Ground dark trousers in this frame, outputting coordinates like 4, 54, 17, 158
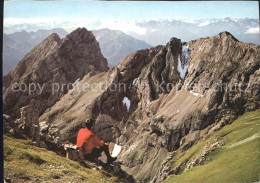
84, 144, 111, 162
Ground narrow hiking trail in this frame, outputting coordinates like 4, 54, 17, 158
228, 133, 260, 148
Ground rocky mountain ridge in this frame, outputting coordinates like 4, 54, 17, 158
5, 17, 259, 46
130, 17, 260, 46
3, 29, 260, 182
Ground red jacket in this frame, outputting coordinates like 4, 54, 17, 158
76, 128, 104, 155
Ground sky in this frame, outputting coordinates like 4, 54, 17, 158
4, 1, 259, 21
3, 1, 259, 37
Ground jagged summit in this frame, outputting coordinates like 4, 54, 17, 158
64, 27, 94, 42
166, 37, 182, 55
216, 31, 239, 41
46, 32, 61, 42
58, 27, 109, 72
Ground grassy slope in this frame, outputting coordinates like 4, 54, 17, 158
165, 110, 260, 183
4, 135, 118, 183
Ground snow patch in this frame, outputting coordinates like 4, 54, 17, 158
44, 108, 50, 113
190, 90, 199, 96
177, 45, 189, 79
230, 18, 239, 22
182, 45, 189, 60
189, 90, 204, 98
132, 78, 138, 85
122, 97, 131, 112
183, 19, 197, 24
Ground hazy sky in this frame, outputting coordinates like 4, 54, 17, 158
4, 1, 259, 20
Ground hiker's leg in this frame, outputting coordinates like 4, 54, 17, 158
99, 144, 111, 158
92, 147, 103, 158
84, 154, 95, 162
84, 148, 102, 162
99, 144, 117, 163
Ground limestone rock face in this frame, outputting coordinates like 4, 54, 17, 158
10, 102, 39, 141
3, 28, 109, 119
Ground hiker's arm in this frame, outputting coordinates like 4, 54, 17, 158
93, 134, 104, 148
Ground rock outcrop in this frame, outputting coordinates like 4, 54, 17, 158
14, 103, 40, 141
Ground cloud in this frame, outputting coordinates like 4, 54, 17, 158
245, 27, 259, 34
93, 20, 147, 35
150, 28, 158, 32
4, 17, 147, 35
4, 17, 259, 37
182, 19, 197, 24
198, 19, 211, 26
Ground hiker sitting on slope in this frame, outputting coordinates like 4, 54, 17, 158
76, 118, 117, 164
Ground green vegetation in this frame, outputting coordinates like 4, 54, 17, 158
165, 110, 260, 183
4, 135, 118, 182
170, 140, 207, 171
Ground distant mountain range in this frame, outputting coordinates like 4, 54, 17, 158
3, 28, 151, 75
129, 17, 260, 45
93, 29, 151, 67
4, 17, 259, 46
